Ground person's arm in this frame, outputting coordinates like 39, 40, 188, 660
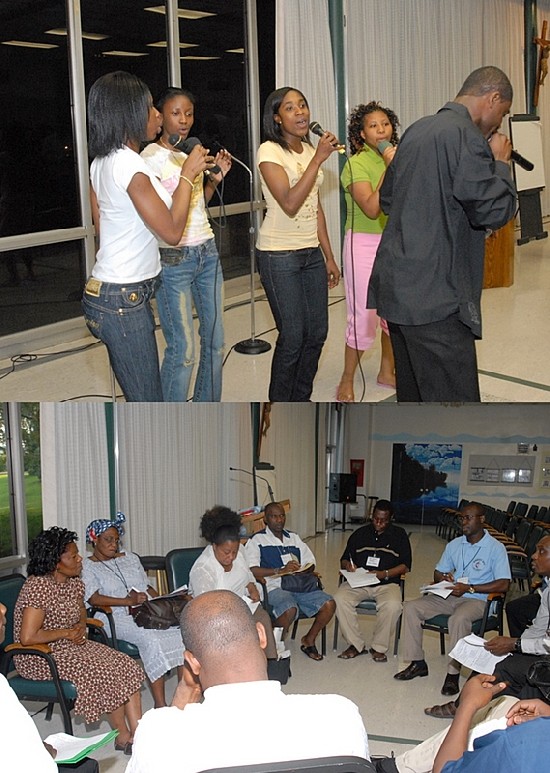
259, 134, 339, 217
506, 698, 550, 725
450, 578, 510, 598
87, 589, 147, 608
373, 563, 409, 582
346, 145, 397, 219
128, 144, 212, 245
246, 581, 261, 602
19, 606, 86, 647
204, 148, 232, 203
433, 674, 507, 773
90, 184, 100, 241
317, 201, 340, 288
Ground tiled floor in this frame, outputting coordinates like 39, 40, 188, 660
26, 523, 522, 772
1, 225, 550, 402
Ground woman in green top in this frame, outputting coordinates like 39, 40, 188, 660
336, 102, 400, 402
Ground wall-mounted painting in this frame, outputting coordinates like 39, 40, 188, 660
391, 443, 462, 525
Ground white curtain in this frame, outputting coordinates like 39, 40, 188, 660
275, 0, 342, 261
41, 403, 111, 534
345, 0, 525, 133
40, 403, 326, 556
116, 404, 253, 554
537, 0, 550, 215
257, 403, 325, 539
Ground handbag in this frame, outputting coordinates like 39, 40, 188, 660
526, 658, 550, 700
129, 594, 191, 630
280, 571, 319, 594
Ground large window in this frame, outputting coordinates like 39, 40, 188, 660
0, 0, 274, 343
0, 403, 41, 564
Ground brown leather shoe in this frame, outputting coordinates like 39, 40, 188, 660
394, 661, 429, 680
441, 673, 460, 695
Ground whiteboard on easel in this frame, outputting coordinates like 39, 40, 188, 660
508, 115, 546, 192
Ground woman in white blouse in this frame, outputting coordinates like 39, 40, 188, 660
189, 506, 277, 660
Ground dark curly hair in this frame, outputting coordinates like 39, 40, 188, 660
200, 506, 241, 545
27, 527, 78, 576
347, 101, 400, 155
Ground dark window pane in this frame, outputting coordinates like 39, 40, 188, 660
0, 1, 79, 233
0, 241, 85, 335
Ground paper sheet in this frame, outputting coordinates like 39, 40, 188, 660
44, 730, 118, 764
340, 568, 380, 588
420, 581, 455, 598
468, 716, 507, 750
449, 634, 510, 672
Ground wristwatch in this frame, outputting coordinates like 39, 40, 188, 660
469, 585, 476, 594
514, 638, 522, 653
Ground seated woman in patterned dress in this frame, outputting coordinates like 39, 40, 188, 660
82, 513, 185, 708
14, 527, 144, 755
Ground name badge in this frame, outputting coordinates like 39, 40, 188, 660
456, 576, 468, 584
366, 556, 380, 568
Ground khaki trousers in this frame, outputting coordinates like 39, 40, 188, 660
395, 695, 517, 773
400, 595, 486, 673
334, 580, 402, 654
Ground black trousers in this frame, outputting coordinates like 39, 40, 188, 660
388, 314, 480, 402
506, 593, 542, 638
494, 653, 550, 700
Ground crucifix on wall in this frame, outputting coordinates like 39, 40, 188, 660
534, 20, 550, 107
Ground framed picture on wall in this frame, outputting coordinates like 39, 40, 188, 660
350, 459, 364, 487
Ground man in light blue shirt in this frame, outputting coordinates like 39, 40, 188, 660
394, 502, 510, 696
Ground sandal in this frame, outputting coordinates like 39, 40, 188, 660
369, 647, 388, 663
300, 642, 323, 661
115, 741, 133, 755
424, 701, 457, 719
338, 644, 365, 659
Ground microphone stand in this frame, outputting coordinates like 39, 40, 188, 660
231, 155, 271, 355
229, 465, 275, 506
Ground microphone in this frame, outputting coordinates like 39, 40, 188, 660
510, 150, 534, 172
229, 467, 276, 503
376, 140, 393, 154
167, 134, 221, 175
308, 121, 346, 154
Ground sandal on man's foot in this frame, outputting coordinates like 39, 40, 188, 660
424, 701, 457, 718
300, 642, 323, 661
338, 644, 365, 659
369, 647, 388, 662
115, 741, 133, 755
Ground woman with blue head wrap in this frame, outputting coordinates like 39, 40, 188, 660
82, 512, 185, 707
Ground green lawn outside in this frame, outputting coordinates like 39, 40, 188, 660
0, 472, 43, 558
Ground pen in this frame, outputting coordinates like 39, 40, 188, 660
349, 554, 355, 569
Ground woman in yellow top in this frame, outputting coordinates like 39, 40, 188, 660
256, 87, 341, 402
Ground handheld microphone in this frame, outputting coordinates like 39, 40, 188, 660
510, 150, 534, 172
376, 140, 393, 154
308, 121, 346, 154
167, 134, 221, 175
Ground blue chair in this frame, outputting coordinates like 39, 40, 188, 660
165, 547, 204, 592
0, 573, 107, 734
420, 593, 506, 655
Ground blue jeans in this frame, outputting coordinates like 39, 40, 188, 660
257, 246, 328, 401
82, 276, 163, 402
156, 238, 224, 402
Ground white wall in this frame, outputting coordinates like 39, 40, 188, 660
345, 403, 550, 513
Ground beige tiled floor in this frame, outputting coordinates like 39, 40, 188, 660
1, 226, 550, 402
25, 523, 521, 771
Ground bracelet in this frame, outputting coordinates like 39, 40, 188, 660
179, 174, 194, 189
385, 570, 390, 581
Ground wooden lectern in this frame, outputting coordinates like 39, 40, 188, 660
483, 219, 515, 288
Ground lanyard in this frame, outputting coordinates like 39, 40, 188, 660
461, 545, 481, 576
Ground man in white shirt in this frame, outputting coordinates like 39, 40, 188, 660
127, 590, 370, 773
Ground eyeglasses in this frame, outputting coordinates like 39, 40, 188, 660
100, 535, 119, 544
457, 515, 479, 522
